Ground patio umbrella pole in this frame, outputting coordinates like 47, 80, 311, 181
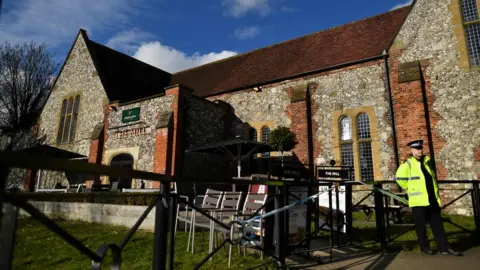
36, 169, 42, 191
234, 144, 241, 191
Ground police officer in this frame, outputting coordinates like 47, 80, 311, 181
395, 140, 461, 256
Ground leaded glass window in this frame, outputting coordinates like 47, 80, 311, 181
56, 94, 81, 144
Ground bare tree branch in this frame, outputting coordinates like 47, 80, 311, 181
0, 41, 58, 134
0, 41, 58, 189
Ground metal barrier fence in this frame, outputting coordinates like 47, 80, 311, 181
323, 181, 480, 254
1, 151, 480, 270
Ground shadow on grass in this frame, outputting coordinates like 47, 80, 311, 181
14, 217, 270, 270
344, 213, 479, 254
285, 239, 401, 270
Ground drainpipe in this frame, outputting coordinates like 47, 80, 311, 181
383, 50, 400, 171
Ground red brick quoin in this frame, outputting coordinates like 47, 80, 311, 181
152, 85, 188, 188
389, 50, 448, 179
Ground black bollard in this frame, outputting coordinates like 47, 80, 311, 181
374, 182, 388, 253
471, 181, 480, 243
274, 185, 286, 268
153, 182, 170, 270
168, 194, 177, 270
345, 183, 353, 245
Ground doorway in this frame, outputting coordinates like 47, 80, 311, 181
110, 153, 134, 189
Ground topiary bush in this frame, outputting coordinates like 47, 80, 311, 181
267, 126, 296, 154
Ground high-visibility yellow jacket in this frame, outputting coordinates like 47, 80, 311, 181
395, 155, 441, 207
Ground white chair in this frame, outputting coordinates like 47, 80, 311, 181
235, 193, 268, 261
188, 189, 224, 253
167, 182, 193, 237
209, 191, 243, 265
211, 192, 268, 267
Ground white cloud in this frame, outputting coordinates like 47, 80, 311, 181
132, 42, 237, 73
106, 28, 155, 54
105, 28, 238, 73
234, 26, 261, 40
0, 0, 147, 47
390, 0, 413, 11
222, 0, 271, 18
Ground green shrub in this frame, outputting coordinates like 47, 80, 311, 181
267, 126, 296, 153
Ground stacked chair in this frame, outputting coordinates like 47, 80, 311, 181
174, 185, 269, 268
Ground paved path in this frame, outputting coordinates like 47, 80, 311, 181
285, 246, 480, 270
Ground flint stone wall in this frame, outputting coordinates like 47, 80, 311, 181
394, 0, 479, 180
39, 34, 108, 158
37, 34, 107, 189
209, 86, 292, 130
391, 0, 480, 215
105, 95, 175, 188
182, 96, 229, 181
309, 63, 395, 180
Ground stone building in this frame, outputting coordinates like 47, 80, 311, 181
26, 0, 479, 214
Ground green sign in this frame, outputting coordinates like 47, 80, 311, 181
122, 107, 140, 123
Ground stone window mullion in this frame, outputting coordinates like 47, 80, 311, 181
351, 116, 360, 181
69, 95, 81, 143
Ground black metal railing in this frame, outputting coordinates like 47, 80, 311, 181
1, 150, 480, 269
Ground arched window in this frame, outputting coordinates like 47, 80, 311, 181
260, 126, 270, 158
461, 0, 480, 66
261, 126, 270, 142
110, 153, 134, 190
56, 94, 80, 144
339, 116, 354, 168
250, 128, 258, 141
333, 107, 379, 181
356, 113, 374, 182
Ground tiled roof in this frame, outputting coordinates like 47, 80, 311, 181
79, 6, 410, 102
170, 6, 410, 97
82, 31, 172, 103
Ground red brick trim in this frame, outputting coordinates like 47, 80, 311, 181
165, 86, 187, 177
153, 127, 173, 188
389, 50, 448, 179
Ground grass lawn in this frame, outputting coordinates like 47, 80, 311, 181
12, 212, 477, 269
12, 217, 271, 270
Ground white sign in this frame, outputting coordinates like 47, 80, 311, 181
288, 186, 308, 245
318, 185, 346, 233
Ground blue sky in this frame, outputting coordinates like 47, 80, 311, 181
0, 0, 412, 73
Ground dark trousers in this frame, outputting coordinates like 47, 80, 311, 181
412, 205, 449, 251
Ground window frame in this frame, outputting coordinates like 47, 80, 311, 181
260, 125, 271, 158
461, 0, 480, 67
243, 121, 276, 159
355, 113, 374, 182
56, 93, 81, 145
450, 0, 480, 70
339, 116, 355, 169
332, 106, 382, 181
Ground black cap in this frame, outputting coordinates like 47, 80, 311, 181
407, 140, 423, 148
